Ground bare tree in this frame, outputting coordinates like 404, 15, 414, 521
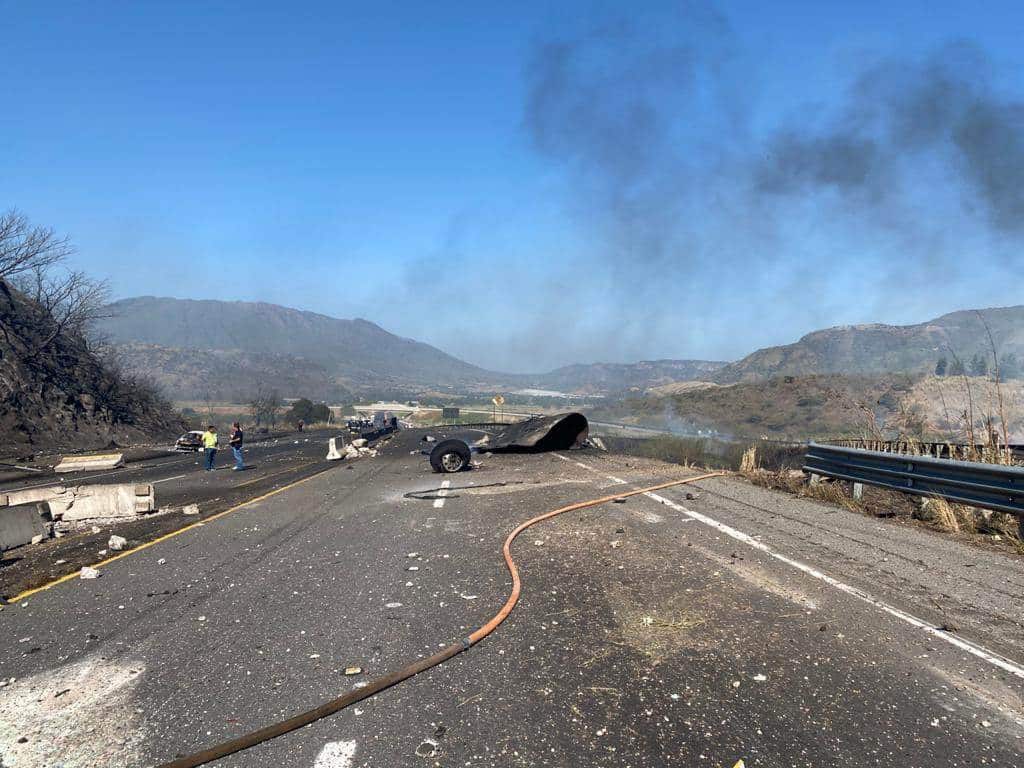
248, 384, 283, 428
975, 310, 1011, 464
14, 264, 111, 348
0, 210, 73, 279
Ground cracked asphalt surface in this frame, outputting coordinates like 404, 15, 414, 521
1, 428, 1022, 767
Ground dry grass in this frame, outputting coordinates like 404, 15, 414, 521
745, 469, 1022, 550
924, 496, 961, 533
739, 445, 758, 473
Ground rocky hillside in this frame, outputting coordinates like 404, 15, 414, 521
98, 297, 508, 397
99, 297, 725, 399
0, 282, 183, 455
113, 343, 353, 403
591, 374, 922, 441
531, 359, 725, 394
714, 307, 1024, 383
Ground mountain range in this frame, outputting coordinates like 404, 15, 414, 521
96, 297, 1024, 403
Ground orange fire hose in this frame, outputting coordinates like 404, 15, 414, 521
157, 471, 724, 768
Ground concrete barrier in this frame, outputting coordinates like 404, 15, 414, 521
0, 503, 51, 551
54, 452, 125, 472
326, 437, 345, 461
5, 483, 154, 522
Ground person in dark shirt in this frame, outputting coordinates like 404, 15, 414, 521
230, 421, 244, 470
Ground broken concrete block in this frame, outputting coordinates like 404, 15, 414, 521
351, 438, 368, 448
79, 566, 101, 579
326, 437, 345, 461
108, 535, 128, 551
181, 503, 200, 516
8, 484, 154, 522
54, 452, 125, 472
59, 484, 155, 522
0, 504, 52, 552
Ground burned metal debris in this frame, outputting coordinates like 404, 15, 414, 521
424, 413, 590, 473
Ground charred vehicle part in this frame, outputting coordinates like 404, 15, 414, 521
424, 413, 589, 473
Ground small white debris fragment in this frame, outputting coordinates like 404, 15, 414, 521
91, 525, 101, 534
344, 666, 362, 675
182, 503, 200, 515
982, 720, 991, 728
641, 616, 653, 626
309, 654, 320, 659
197, 615, 206, 622
460, 594, 478, 600
108, 535, 128, 551
97, 550, 107, 556
533, 540, 544, 546
670, 693, 680, 700
55, 559, 66, 565
752, 674, 767, 682
596, 727, 607, 736
157, 558, 166, 565
732, 680, 741, 688
407, 552, 419, 558
405, 581, 414, 587
931, 718, 940, 727
610, 540, 621, 548
30, 534, 44, 545
385, 602, 403, 608
79, 566, 101, 579
407, 566, 419, 571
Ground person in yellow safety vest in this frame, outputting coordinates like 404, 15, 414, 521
202, 424, 219, 471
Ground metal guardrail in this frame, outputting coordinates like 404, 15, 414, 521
823, 437, 1024, 461
804, 442, 1024, 518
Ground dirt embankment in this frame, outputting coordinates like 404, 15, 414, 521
0, 280, 184, 456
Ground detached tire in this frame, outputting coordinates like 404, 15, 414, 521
430, 439, 471, 473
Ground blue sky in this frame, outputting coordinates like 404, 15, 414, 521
3, 1, 1023, 372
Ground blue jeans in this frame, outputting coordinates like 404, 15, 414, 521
232, 446, 244, 469
204, 448, 217, 470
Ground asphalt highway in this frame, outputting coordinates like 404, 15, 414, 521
1, 429, 1021, 767
0, 429, 348, 599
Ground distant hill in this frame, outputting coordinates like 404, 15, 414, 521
0, 282, 183, 454
590, 374, 925, 441
113, 343, 353, 403
531, 359, 725, 394
98, 297, 507, 398
714, 307, 1024, 383
98, 297, 725, 400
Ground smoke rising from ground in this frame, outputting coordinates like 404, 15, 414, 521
397, 8, 1024, 373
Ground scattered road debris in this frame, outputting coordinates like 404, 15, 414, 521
79, 566, 100, 579
108, 535, 127, 550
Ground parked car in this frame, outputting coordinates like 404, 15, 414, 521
174, 430, 205, 452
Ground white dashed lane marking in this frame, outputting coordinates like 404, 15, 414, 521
433, 479, 451, 509
555, 453, 1024, 680
313, 740, 357, 767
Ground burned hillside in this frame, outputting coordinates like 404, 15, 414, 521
0, 279, 183, 455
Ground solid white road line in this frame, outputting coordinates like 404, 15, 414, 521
433, 479, 451, 509
555, 453, 1024, 680
152, 473, 189, 484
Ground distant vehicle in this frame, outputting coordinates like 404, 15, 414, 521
174, 430, 205, 452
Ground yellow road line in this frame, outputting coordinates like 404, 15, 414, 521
8, 467, 332, 604
232, 463, 312, 489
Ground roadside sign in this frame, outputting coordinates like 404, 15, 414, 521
442, 407, 460, 422
492, 395, 505, 406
